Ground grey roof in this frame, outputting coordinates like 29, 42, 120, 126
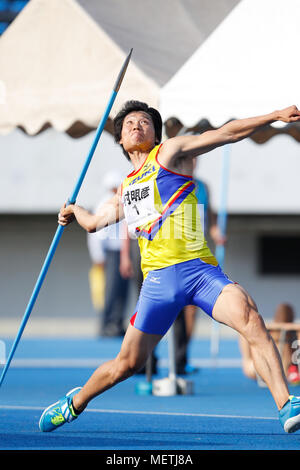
76, 0, 240, 86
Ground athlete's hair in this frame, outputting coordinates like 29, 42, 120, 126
113, 100, 163, 161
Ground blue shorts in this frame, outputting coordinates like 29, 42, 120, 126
130, 258, 233, 336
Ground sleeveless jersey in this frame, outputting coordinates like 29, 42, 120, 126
121, 144, 217, 277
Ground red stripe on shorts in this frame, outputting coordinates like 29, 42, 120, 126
130, 312, 137, 326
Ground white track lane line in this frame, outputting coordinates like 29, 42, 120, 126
0, 404, 277, 421
1, 358, 242, 368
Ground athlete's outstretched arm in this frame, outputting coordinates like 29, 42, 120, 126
159, 105, 300, 165
58, 186, 124, 233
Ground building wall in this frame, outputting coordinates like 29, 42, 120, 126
0, 214, 96, 320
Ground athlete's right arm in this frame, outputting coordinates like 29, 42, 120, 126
58, 186, 124, 233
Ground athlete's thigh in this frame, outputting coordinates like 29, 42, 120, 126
117, 324, 162, 369
190, 261, 233, 317
131, 265, 185, 336
212, 283, 258, 332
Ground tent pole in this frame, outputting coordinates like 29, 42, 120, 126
210, 143, 231, 359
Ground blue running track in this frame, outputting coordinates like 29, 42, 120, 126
1, 336, 300, 453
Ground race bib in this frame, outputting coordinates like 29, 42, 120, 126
122, 180, 161, 236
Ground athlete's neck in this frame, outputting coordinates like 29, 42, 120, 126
129, 148, 153, 171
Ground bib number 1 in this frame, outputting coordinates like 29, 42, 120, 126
122, 180, 160, 235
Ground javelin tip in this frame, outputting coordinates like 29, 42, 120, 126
114, 48, 133, 92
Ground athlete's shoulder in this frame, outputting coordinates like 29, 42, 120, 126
157, 138, 194, 176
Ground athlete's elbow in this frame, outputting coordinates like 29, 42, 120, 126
85, 216, 99, 233
86, 225, 96, 233
219, 127, 239, 144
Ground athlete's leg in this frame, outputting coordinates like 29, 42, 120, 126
39, 263, 184, 431
238, 334, 257, 380
73, 265, 185, 412
72, 324, 162, 413
212, 283, 289, 409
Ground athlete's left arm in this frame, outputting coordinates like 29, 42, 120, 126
159, 105, 300, 167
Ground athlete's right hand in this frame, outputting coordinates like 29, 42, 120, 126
277, 105, 300, 123
58, 203, 76, 226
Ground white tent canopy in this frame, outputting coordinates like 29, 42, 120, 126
160, 0, 300, 128
77, 0, 240, 87
160, 0, 300, 215
0, 0, 239, 138
0, 0, 158, 137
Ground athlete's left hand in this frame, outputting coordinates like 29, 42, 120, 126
277, 105, 300, 123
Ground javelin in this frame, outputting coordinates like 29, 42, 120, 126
0, 49, 133, 387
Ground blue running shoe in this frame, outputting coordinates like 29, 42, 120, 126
39, 387, 82, 432
279, 395, 300, 433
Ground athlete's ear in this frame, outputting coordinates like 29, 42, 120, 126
118, 127, 123, 145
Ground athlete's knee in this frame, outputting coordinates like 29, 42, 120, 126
111, 353, 145, 383
239, 302, 268, 345
233, 286, 258, 321
243, 309, 265, 336
215, 284, 269, 344
230, 289, 263, 335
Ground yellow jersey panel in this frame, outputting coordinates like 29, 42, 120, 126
121, 145, 217, 276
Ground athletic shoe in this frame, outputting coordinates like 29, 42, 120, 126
287, 365, 300, 386
39, 387, 82, 432
279, 395, 300, 433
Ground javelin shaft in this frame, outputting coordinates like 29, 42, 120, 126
0, 49, 132, 387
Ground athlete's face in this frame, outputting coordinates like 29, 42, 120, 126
120, 111, 156, 154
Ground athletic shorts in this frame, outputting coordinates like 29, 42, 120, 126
130, 258, 233, 336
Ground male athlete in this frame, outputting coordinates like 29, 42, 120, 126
39, 100, 300, 433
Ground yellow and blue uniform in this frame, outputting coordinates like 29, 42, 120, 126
121, 144, 232, 335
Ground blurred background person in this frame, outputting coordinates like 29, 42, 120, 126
87, 171, 129, 337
